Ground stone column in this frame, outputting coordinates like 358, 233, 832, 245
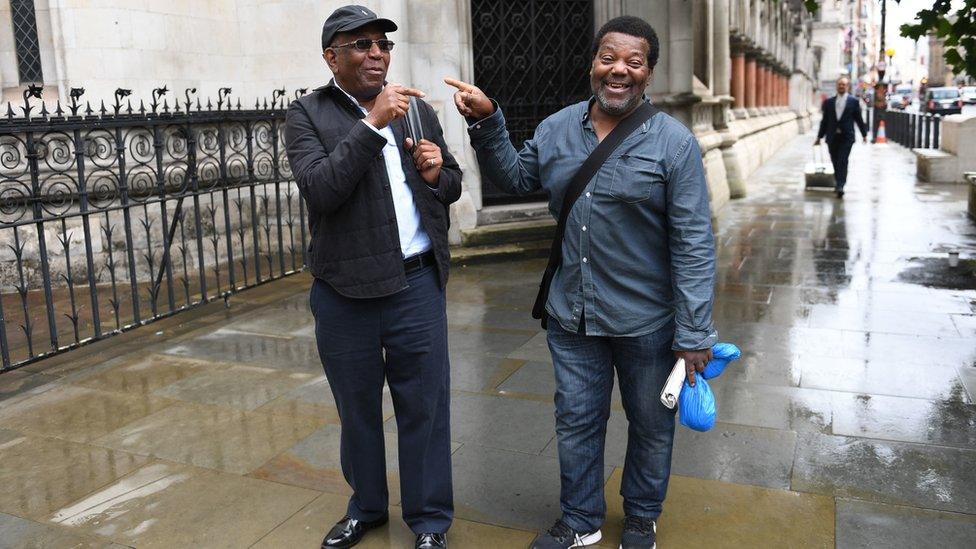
745, 53, 757, 115
781, 73, 788, 105
758, 63, 767, 108
712, 0, 730, 99
731, 53, 745, 110
772, 70, 783, 108
594, 0, 623, 29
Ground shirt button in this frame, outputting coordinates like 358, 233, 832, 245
582, 225, 587, 232
585, 192, 591, 197
475, 124, 481, 129
582, 257, 588, 263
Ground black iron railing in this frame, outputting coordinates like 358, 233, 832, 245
0, 85, 309, 372
881, 108, 943, 149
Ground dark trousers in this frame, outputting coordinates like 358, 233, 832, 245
310, 265, 453, 534
827, 138, 854, 191
546, 321, 677, 533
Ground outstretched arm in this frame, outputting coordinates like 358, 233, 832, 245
446, 77, 543, 196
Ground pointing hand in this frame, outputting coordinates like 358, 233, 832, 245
364, 84, 426, 129
444, 78, 494, 120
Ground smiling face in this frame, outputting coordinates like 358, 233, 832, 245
590, 31, 652, 117
323, 23, 390, 101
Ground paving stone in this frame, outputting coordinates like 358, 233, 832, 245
799, 356, 969, 402
791, 433, 976, 514
0, 430, 149, 520
835, 498, 976, 549
709, 380, 833, 433
388, 391, 556, 455
830, 392, 976, 449
670, 422, 797, 490
49, 461, 318, 548
451, 443, 611, 532
163, 328, 321, 373
73, 354, 214, 396
0, 384, 173, 443
602, 470, 834, 548
152, 364, 316, 411
253, 488, 536, 548
0, 512, 126, 549
94, 402, 327, 474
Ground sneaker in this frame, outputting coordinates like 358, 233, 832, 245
619, 516, 656, 549
530, 519, 602, 548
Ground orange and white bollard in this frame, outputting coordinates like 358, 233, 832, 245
874, 120, 887, 144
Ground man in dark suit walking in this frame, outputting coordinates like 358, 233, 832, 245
815, 76, 868, 198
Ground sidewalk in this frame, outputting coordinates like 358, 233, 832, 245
0, 133, 974, 548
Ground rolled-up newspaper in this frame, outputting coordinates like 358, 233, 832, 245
660, 358, 685, 409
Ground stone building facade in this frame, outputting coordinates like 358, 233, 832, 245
2, 0, 819, 244
810, 0, 879, 97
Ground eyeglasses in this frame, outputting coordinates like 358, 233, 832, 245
330, 39, 395, 52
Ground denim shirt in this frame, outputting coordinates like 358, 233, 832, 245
467, 99, 717, 350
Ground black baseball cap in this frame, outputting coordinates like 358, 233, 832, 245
321, 5, 398, 50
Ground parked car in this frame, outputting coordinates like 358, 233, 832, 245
886, 91, 910, 109
895, 85, 913, 101
921, 87, 963, 115
962, 86, 976, 105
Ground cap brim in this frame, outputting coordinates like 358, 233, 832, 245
337, 17, 398, 34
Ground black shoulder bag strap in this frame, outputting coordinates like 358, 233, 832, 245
531, 101, 659, 329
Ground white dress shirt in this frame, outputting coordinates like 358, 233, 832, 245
335, 83, 432, 258
835, 93, 848, 121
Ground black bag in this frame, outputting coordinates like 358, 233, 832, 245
531, 101, 660, 329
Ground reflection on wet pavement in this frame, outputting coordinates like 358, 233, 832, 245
0, 135, 974, 546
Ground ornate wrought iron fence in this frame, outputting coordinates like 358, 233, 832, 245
0, 85, 309, 372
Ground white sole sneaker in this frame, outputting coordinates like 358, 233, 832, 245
571, 530, 602, 547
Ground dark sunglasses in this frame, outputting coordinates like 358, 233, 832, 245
330, 39, 395, 52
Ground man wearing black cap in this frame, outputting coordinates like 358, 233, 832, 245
284, 5, 461, 549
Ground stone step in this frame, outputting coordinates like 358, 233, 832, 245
460, 218, 556, 247
450, 239, 550, 266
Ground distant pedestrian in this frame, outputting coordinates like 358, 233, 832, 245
814, 76, 868, 198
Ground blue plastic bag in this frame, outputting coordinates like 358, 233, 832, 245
678, 376, 716, 432
701, 343, 741, 380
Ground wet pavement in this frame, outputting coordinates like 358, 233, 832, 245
1, 133, 975, 548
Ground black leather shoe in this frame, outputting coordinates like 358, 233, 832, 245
321, 515, 388, 548
416, 532, 447, 548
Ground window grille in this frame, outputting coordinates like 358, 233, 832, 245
10, 0, 44, 83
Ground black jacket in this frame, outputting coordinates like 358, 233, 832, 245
284, 80, 462, 298
817, 95, 868, 144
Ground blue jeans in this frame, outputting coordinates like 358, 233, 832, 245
547, 321, 677, 533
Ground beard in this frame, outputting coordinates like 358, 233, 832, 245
595, 84, 644, 116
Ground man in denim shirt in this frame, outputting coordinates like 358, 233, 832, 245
447, 16, 717, 549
